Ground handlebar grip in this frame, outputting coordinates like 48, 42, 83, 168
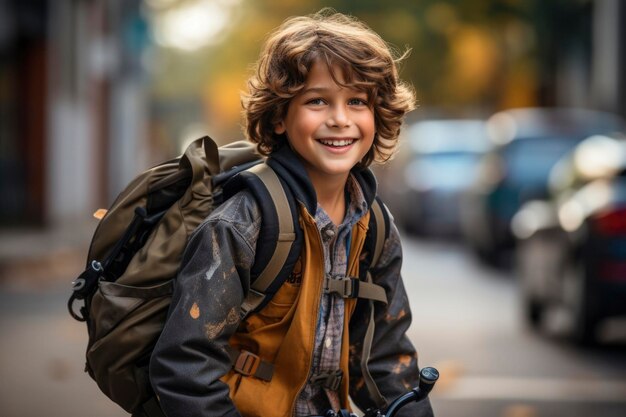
418, 367, 439, 397
419, 366, 439, 398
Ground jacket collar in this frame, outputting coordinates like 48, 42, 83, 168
266, 145, 378, 214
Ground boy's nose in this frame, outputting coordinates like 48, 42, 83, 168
327, 105, 351, 128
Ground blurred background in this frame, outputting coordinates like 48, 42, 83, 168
1, 0, 625, 416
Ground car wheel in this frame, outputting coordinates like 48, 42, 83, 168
523, 295, 544, 329
564, 259, 598, 345
474, 244, 502, 267
517, 241, 544, 329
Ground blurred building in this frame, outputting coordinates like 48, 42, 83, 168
590, 0, 625, 117
0, 0, 151, 230
0, 0, 624, 234
542, 0, 625, 119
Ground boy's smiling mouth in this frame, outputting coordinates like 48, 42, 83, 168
317, 137, 357, 147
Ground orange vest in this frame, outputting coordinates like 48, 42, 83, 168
221, 206, 371, 417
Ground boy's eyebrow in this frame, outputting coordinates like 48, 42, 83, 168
300, 86, 367, 95
300, 86, 331, 94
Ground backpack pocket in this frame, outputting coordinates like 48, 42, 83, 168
258, 281, 300, 318
86, 279, 173, 413
90, 279, 174, 340
244, 281, 300, 332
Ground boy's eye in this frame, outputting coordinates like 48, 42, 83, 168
348, 97, 368, 106
306, 98, 326, 105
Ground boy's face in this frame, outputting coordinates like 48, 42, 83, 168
274, 60, 375, 187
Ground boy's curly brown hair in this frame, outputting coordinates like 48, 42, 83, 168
242, 9, 416, 167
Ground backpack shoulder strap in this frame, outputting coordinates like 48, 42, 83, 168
369, 196, 389, 267
357, 195, 390, 284
223, 162, 302, 319
239, 163, 297, 318
360, 195, 392, 409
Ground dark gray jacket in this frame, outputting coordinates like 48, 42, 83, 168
149, 146, 434, 417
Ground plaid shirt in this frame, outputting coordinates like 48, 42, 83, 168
295, 175, 368, 416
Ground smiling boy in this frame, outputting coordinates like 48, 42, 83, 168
149, 9, 434, 417
274, 59, 376, 224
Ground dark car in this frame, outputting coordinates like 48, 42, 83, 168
513, 133, 626, 344
460, 108, 625, 266
375, 119, 490, 236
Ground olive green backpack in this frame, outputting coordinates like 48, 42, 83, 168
68, 136, 390, 417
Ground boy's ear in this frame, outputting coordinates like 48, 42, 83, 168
274, 121, 286, 135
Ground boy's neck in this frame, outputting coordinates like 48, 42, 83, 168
309, 172, 348, 226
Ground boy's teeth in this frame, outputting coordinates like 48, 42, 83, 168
319, 139, 355, 147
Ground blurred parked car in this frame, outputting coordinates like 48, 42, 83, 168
460, 108, 625, 266
376, 119, 490, 236
513, 133, 626, 344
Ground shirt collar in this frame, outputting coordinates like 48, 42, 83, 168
314, 174, 368, 231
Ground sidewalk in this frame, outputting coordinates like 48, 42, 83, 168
0, 221, 96, 291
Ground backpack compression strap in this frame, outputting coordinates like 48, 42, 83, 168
239, 163, 297, 319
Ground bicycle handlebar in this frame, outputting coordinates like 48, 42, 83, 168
315, 366, 439, 417
380, 367, 439, 416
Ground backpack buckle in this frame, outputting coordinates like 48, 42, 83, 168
310, 369, 343, 391
71, 260, 103, 299
324, 276, 359, 299
68, 260, 104, 322
227, 346, 274, 381
234, 350, 261, 377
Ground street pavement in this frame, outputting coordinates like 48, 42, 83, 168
0, 234, 625, 417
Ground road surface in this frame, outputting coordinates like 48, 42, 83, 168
0, 235, 625, 417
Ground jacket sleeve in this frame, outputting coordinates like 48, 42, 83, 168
349, 222, 434, 417
149, 192, 260, 417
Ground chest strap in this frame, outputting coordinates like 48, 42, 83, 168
323, 276, 388, 304
310, 369, 343, 391
225, 346, 274, 382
